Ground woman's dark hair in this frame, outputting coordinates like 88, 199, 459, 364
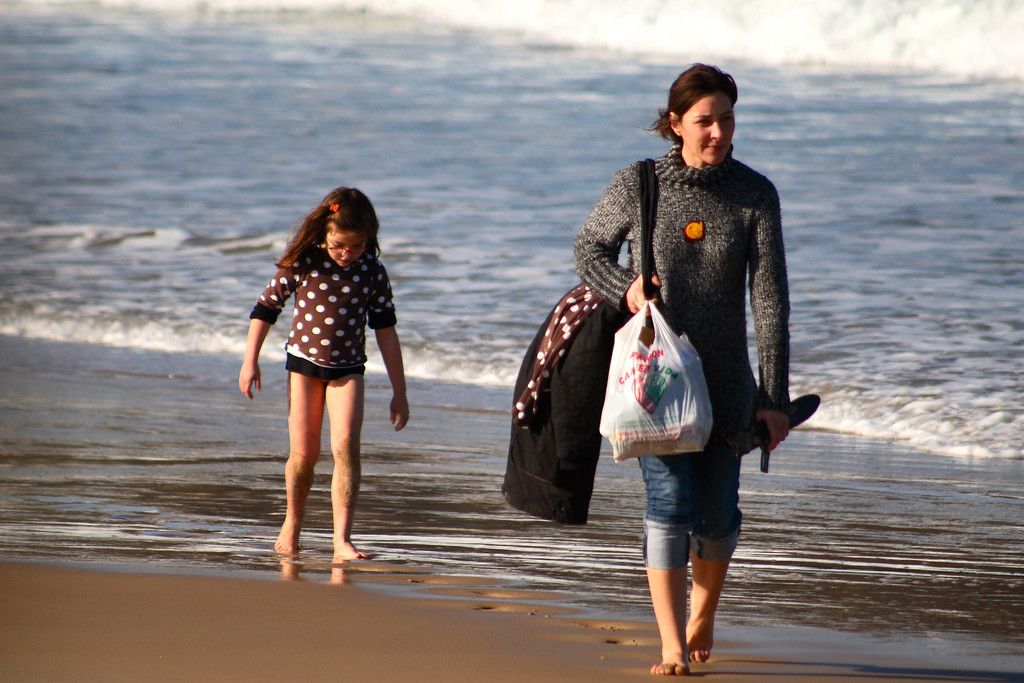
277, 186, 380, 268
650, 63, 738, 144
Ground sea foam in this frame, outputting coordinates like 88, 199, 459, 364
11, 0, 1024, 81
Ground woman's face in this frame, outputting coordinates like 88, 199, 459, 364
670, 91, 735, 168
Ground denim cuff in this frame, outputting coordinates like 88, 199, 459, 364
643, 518, 691, 570
690, 526, 740, 563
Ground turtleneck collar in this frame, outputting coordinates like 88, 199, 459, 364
657, 144, 736, 188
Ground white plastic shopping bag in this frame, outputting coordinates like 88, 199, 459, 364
599, 302, 713, 461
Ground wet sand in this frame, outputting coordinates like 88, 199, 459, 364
4, 561, 1022, 683
1, 561, 633, 683
1, 334, 1023, 681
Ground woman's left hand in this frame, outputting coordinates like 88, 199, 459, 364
755, 409, 789, 451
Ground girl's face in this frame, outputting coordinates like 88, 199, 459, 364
323, 229, 367, 267
670, 91, 735, 169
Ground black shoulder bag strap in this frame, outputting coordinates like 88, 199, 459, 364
638, 158, 659, 297
638, 158, 659, 343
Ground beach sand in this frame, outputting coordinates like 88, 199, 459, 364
1, 561, 637, 683
3, 561, 1019, 683
2, 335, 1023, 682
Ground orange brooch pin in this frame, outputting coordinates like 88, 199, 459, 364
683, 221, 705, 241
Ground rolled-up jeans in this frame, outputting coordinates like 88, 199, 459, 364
638, 436, 742, 569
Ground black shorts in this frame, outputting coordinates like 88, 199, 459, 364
286, 354, 365, 381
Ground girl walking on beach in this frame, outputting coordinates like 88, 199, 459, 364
239, 187, 409, 562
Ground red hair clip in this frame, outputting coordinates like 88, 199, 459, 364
329, 203, 340, 212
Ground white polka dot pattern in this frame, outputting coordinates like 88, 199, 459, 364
513, 283, 603, 426
256, 250, 396, 368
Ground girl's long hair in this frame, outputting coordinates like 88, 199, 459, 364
277, 186, 380, 268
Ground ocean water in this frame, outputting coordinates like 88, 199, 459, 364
2, 0, 1022, 460
2, 2, 1024, 665
3, 337, 1023, 662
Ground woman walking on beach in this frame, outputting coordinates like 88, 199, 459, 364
239, 186, 409, 562
574, 64, 791, 675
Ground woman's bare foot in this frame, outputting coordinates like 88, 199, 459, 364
651, 644, 689, 677
686, 615, 713, 663
275, 518, 301, 555
332, 541, 368, 561
650, 661, 689, 676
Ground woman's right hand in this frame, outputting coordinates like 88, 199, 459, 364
239, 361, 261, 399
624, 274, 661, 313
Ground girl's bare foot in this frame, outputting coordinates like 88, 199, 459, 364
650, 661, 689, 676
332, 541, 368, 561
686, 615, 713, 663
275, 519, 301, 555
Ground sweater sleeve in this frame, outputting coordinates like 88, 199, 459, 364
573, 167, 638, 310
249, 264, 301, 324
367, 260, 397, 329
748, 181, 791, 414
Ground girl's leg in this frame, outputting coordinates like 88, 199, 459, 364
277, 372, 327, 554
325, 374, 365, 561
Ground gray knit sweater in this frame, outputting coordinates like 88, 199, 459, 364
574, 146, 790, 438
